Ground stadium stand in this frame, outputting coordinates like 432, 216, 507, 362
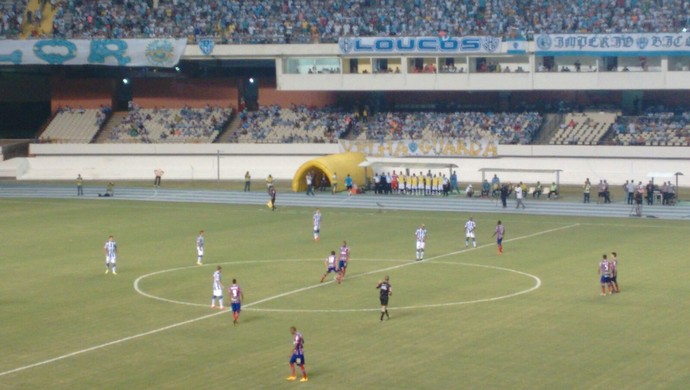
2, 0, 687, 41
234, 105, 343, 143
38, 107, 107, 143
609, 110, 690, 146
104, 105, 232, 144
549, 112, 618, 145
232, 106, 541, 144
353, 111, 541, 144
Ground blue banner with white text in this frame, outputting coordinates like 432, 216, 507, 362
536, 33, 690, 56
0, 39, 187, 67
338, 36, 503, 55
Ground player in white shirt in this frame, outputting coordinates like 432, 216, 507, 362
415, 224, 427, 261
465, 217, 477, 248
211, 266, 224, 309
320, 250, 339, 283
196, 230, 205, 265
313, 209, 322, 241
104, 235, 117, 275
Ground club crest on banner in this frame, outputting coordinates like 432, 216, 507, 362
199, 39, 215, 56
338, 38, 354, 54
481, 37, 501, 53
145, 39, 176, 67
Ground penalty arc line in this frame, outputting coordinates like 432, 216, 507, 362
0, 223, 578, 378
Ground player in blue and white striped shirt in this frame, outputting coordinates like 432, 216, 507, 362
465, 217, 477, 248
104, 235, 117, 275
196, 230, 205, 265
211, 266, 224, 309
313, 209, 322, 241
415, 224, 427, 261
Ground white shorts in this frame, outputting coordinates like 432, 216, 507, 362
466, 232, 475, 239
313, 225, 320, 233
197, 247, 204, 256
106, 255, 116, 264
213, 289, 222, 297
416, 241, 425, 250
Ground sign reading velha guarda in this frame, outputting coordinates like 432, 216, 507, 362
339, 138, 498, 158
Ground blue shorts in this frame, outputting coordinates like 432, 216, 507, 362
231, 302, 241, 313
600, 276, 611, 284
497, 238, 503, 245
327, 266, 337, 273
338, 260, 347, 269
290, 353, 305, 365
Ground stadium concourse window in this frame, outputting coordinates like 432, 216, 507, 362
550, 56, 598, 73
669, 57, 690, 71
477, 56, 530, 73
537, 56, 556, 72
408, 58, 438, 73
343, 58, 372, 74
373, 58, 402, 73
439, 57, 467, 73
283, 58, 341, 74
615, 56, 661, 72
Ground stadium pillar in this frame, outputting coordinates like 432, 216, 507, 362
113, 77, 132, 111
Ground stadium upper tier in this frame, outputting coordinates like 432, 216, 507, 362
2, 0, 687, 42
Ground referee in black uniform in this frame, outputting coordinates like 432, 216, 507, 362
376, 276, 392, 321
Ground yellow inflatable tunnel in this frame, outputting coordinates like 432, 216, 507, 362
292, 152, 371, 193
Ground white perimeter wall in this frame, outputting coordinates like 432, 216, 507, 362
16, 143, 690, 187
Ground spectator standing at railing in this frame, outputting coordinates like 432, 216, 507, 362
450, 171, 459, 194
646, 181, 655, 205
626, 180, 636, 205
76, 174, 84, 196
582, 178, 592, 203
244, 171, 251, 192
306, 171, 315, 196
154, 168, 164, 188
331, 172, 338, 194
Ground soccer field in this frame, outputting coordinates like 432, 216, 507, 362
1, 197, 689, 389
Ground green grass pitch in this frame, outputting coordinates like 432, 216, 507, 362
1, 198, 689, 389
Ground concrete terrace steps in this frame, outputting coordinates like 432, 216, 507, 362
94, 112, 129, 143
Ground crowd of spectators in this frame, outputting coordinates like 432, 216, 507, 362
234, 104, 344, 143
233, 105, 541, 144
356, 110, 541, 144
3, 0, 688, 42
107, 103, 231, 143
609, 107, 690, 146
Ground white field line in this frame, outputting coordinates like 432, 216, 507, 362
0, 223, 578, 378
249, 261, 542, 313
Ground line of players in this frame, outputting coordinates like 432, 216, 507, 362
374, 171, 453, 196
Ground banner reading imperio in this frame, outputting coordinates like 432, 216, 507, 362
0, 39, 187, 67
339, 138, 498, 158
535, 33, 690, 56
